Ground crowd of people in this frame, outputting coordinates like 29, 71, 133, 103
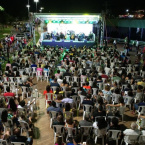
41, 43, 145, 144
0, 30, 145, 145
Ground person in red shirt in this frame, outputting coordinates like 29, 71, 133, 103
43, 85, 53, 100
83, 82, 91, 94
101, 70, 108, 79
4, 86, 15, 98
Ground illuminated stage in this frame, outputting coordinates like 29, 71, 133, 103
34, 13, 103, 48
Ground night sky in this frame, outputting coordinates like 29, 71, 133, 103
0, 0, 145, 18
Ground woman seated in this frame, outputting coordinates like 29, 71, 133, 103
106, 97, 125, 118
55, 70, 61, 78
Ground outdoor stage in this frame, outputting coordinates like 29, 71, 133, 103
33, 13, 103, 47
41, 39, 95, 48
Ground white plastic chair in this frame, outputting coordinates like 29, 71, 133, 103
80, 126, 93, 142
65, 127, 77, 142
83, 105, 93, 120
92, 88, 98, 96
72, 76, 79, 83
25, 67, 31, 76
137, 106, 145, 116
0, 139, 8, 145
112, 94, 121, 104
94, 128, 106, 144
65, 76, 71, 82
45, 93, 53, 108
49, 111, 58, 128
43, 71, 49, 82
11, 142, 25, 145
19, 120, 30, 137
123, 134, 139, 145
3, 119, 13, 135
78, 95, 86, 110
139, 130, 145, 144
107, 130, 121, 145
21, 86, 29, 100
31, 67, 37, 77
51, 86, 58, 92
36, 70, 43, 82
9, 77, 16, 85
15, 77, 22, 85
124, 96, 133, 110
53, 125, 64, 143
119, 106, 126, 122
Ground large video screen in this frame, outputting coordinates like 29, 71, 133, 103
47, 23, 93, 36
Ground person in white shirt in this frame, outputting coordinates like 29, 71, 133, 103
123, 122, 140, 144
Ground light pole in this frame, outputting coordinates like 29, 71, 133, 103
39, 7, 44, 13
34, 0, 39, 13
26, 0, 30, 18
26, 5, 30, 17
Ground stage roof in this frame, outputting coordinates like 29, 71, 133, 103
34, 13, 101, 24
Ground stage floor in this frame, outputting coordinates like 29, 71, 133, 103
41, 40, 96, 48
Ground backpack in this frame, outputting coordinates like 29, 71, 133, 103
33, 126, 40, 139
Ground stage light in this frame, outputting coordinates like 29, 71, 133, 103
45, 20, 49, 24
73, 20, 78, 24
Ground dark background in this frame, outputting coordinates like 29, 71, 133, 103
1, 0, 145, 18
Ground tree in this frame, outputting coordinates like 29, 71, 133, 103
0, 6, 4, 11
